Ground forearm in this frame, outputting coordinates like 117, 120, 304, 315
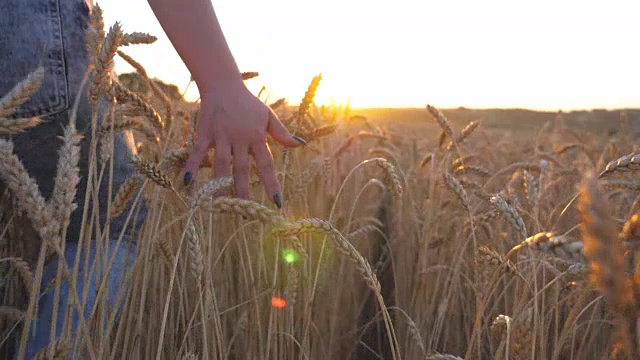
147, 0, 242, 92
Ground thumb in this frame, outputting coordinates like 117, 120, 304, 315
267, 108, 306, 147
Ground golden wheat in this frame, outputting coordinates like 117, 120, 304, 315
130, 155, 173, 189
0, 66, 45, 119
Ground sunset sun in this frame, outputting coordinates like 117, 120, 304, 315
104, 0, 640, 110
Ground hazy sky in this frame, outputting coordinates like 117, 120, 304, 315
102, 0, 640, 110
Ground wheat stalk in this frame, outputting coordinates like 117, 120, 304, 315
33, 340, 71, 360
180, 352, 198, 360
427, 105, 456, 148
347, 224, 380, 241
491, 314, 513, 360
374, 157, 404, 197
161, 147, 213, 170
477, 246, 523, 281
208, 197, 281, 223
425, 353, 464, 360
0, 306, 25, 323
442, 173, 470, 210
507, 232, 584, 261
99, 117, 158, 143
578, 172, 634, 314
446, 120, 479, 151
0, 66, 45, 119
130, 155, 173, 189
621, 213, 640, 247
275, 218, 381, 292
5, 257, 33, 291
297, 74, 322, 124
269, 98, 286, 110
90, 22, 122, 103
110, 175, 143, 217
186, 220, 203, 283
305, 124, 338, 141
189, 177, 234, 211
284, 235, 308, 259
555, 143, 584, 155
292, 159, 324, 200
112, 82, 164, 130
578, 171, 639, 357
48, 125, 82, 242
605, 179, 640, 191
490, 194, 527, 240
330, 135, 356, 158
356, 130, 389, 141
85, 4, 105, 58
600, 153, 640, 177
522, 170, 537, 208
286, 266, 299, 306
453, 165, 490, 178
120, 32, 157, 46
117, 50, 173, 131
420, 153, 434, 168
369, 147, 398, 162
0, 139, 50, 231
241, 71, 259, 80
0, 117, 43, 136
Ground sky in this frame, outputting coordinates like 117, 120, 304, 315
102, 0, 640, 111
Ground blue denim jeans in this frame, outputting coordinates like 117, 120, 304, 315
0, 0, 144, 356
0, 0, 144, 240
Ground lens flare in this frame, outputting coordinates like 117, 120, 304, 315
282, 248, 299, 264
271, 297, 287, 309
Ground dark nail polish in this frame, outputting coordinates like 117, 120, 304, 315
273, 193, 282, 209
292, 136, 307, 145
183, 171, 193, 186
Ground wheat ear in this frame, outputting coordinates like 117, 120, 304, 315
110, 175, 143, 217
297, 74, 322, 124
578, 172, 634, 313
442, 172, 470, 210
121, 32, 157, 46
33, 340, 71, 360
208, 197, 281, 223
130, 155, 173, 189
507, 232, 583, 261
600, 153, 640, 177
578, 171, 639, 358
0, 66, 45, 119
0, 139, 50, 231
490, 194, 527, 240
189, 177, 234, 211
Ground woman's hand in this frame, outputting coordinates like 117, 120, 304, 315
147, 0, 304, 206
181, 81, 305, 208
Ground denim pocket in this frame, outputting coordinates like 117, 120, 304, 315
0, 0, 69, 119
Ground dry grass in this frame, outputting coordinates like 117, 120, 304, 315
3, 8, 640, 360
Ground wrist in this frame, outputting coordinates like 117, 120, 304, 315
195, 71, 244, 94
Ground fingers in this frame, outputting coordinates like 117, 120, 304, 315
182, 135, 211, 186
213, 140, 233, 180
267, 109, 306, 148
250, 141, 282, 208
232, 144, 250, 199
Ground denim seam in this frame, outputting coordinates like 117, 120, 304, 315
49, 0, 69, 116
11, 0, 69, 119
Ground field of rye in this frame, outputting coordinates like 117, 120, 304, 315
2, 8, 640, 360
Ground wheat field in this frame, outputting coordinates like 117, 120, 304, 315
1, 8, 640, 360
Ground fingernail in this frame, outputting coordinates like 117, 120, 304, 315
183, 171, 193, 186
273, 193, 282, 209
292, 136, 307, 145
